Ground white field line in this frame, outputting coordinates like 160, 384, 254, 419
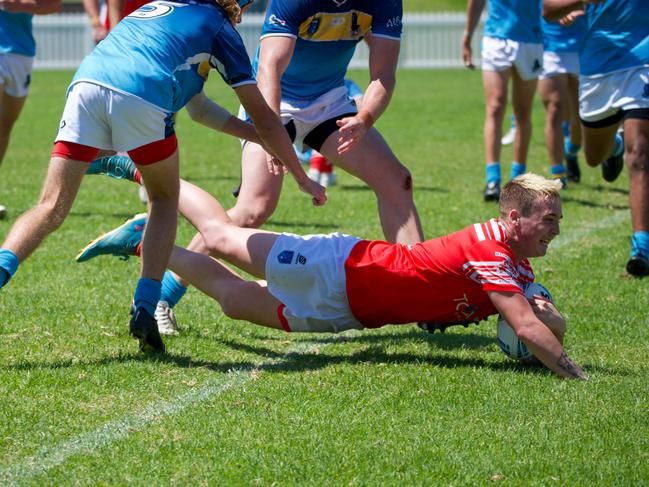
549, 210, 628, 251
0, 338, 351, 484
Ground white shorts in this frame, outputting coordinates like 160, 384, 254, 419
579, 65, 649, 125
0, 52, 33, 98
481, 37, 544, 81
239, 85, 357, 151
539, 51, 580, 80
56, 82, 174, 152
265, 232, 364, 333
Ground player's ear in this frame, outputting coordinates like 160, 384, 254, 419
508, 209, 520, 225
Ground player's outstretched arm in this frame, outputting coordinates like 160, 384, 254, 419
234, 84, 327, 206
336, 36, 399, 155
489, 291, 588, 380
0, 0, 61, 14
185, 92, 262, 145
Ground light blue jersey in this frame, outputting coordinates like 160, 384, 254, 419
580, 0, 649, 77
72, 0, 255, 113
0, 12, 34, 57
483, 0, 542, 44
344, 78, 363, 101
256, 0, 402, 101
542, 16, 586, 53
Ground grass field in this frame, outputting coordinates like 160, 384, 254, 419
0, 69, 648, 485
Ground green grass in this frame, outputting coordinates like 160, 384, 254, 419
0, 69, 648, 485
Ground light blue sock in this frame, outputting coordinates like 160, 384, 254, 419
510, 162, 526, 179
551, 164, 566, 176
486, 162, 501, 183
613, 133, 624, 157
160, 270, 187, 308
562, 120, 570, 138
631, 231, 649, 258
0, 249, 19, 289
133, 278, 162, 316
565, 140, 581, 157
510, 115, 516, 129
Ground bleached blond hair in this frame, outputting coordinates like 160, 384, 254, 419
499, 173, 562, 217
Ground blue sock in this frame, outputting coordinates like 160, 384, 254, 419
631, 231, 649, 258
160, 270, 187, 308
0, 249, 19, 289
510, 115, 516, 129
486, 162, 501, 183
613, 133, 624, 157
551, 164, 567, 176
562, 121, 570, 138
565, 140, 581, 157
510, 162, 526, 179
133, 278, 162, 316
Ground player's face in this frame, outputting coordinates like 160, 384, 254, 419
518, 196, 562, 258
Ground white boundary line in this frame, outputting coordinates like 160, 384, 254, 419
0, 339, 347, 484
550, 211, 628, 250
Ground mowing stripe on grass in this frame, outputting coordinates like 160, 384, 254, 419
0, 338, 348, 484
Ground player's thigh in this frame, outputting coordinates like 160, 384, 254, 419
623, 116, 649, 161
0, 90, 27, 130
538, 74, 568, 108
511, 71, 537, 118
320, 127, 408, 190
135, 149, 180, 199
237, 142, 283, 207
482, 69, 510, 111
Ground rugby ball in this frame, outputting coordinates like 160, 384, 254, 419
496, 283, 553, 360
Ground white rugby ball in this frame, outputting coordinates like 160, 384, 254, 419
496, 283, 553, 360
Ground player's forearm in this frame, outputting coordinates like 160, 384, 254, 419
0, 0, 61, 14
358, 74, 395, 130
256, 67, 283, 115
82, 0, 100, 21
518, 322, 587, 379
542, 0, 584, 20
221, 117, 262, 145
464, 0, 485, 39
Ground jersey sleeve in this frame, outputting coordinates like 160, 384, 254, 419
462, 240, 526, 294
260, 0, 303, 39
370, 0, 403, 40
210, 23, 256, 88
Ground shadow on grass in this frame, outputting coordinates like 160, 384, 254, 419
69, 211, 140, 220
560, 196, 629, 211
267, 220, 339, 231
581, 183, 629, 196
4, 328, 638, 378
183, 175, 241, 184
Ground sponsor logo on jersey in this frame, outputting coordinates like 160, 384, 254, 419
268, 14, 286, 26
296, 253, 307, 265
277, 250, 294, 264
385, 16, 401, 28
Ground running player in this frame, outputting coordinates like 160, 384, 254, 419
543, 0, 649, 276
463, 0, 544, 201
78, 173, 588, 380
0, 0, 325, 353
538, 15, 586, 186
0, 0, 62, 219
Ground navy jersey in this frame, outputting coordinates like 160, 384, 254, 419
256, 0, 402, 101
72, 0, 255, 112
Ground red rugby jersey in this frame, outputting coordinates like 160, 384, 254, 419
344, 219, 534, 328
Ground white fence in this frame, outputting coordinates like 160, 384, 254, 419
33, 12, 483, 70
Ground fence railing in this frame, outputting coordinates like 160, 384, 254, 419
33, 12, 483, 70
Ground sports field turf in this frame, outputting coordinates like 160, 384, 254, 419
0, 69, 647, 485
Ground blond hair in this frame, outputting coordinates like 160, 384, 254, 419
214, 0, 241, 24
499, 173, 561, 217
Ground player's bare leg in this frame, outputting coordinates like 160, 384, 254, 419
320, 127, 424, 244
539, 73, 569, 184
481, 69, 509, 200
511, 69, 537, 176
2, 157, 87, 260
0, 90, 27, 166
582, 124, 620, 168
167, 245, 283, 329
135, 150, 180, 281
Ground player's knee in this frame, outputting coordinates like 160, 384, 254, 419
201, 224, 230, 257
230, 200, 275, 229
625, 142, 649, 174
37, 199, 68, 230
219, 286, 247, 320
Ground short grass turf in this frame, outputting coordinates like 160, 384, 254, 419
0, 69, 647, 486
